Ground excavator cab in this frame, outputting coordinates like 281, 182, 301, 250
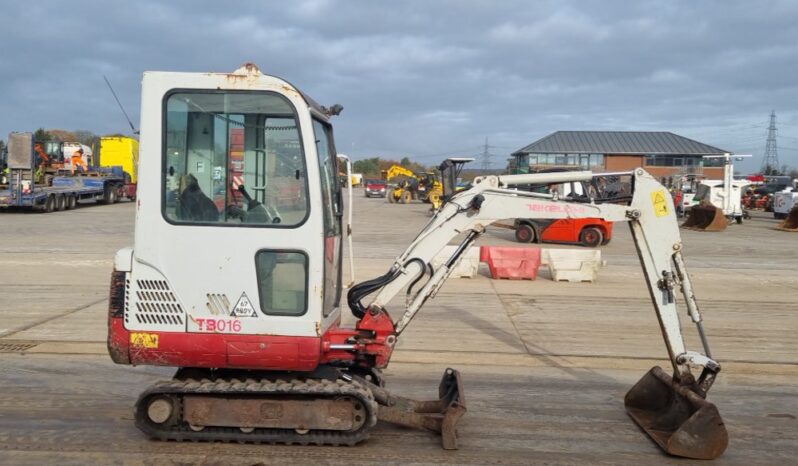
438, 157, 474, 204
108, 64, 463, 448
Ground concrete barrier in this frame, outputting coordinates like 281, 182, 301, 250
544, 249, 602, 282
432, 245, 481, 278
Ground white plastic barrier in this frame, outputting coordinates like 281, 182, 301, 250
431, 245, 480, 278
544, 249, 603, 282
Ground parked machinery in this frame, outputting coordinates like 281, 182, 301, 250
435, 157, 474, 211
507, 167, 618, 246
777, 204, 798, 231
773, 179, 798, 220
1, 132, 126, 211
683, 154, 749, 231
108, 65, 727, 460
383, 164, 442, 205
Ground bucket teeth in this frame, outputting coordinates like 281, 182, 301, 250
625, 366, 728, 460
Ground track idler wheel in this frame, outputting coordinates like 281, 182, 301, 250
682, 203, 728, 231
625, 366, 728, 460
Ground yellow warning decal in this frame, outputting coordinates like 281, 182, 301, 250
130, 332, 159, 349
651, 190, 670, 217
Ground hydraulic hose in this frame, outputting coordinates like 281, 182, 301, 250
347, 268, 402, 319
406, 258, 432, 301
347, 258, 427, 319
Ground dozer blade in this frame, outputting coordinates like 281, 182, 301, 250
777, 205, 798, 231
682, 204, 728, 231
373, 368, 466, 449
625, 366, 728, 460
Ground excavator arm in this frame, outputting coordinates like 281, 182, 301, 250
384, 164, 418, 181
347, 168, 727, 459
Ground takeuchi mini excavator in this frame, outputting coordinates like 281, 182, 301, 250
107, 64, 727, 459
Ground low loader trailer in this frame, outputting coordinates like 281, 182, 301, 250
0, 132, 126, 212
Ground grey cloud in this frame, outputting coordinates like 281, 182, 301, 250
1, 0, 796, 172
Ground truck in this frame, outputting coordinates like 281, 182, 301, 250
0, 132, 126, 212
99, 136, 139, 200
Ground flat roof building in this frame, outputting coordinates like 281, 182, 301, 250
510, 131, 729, 179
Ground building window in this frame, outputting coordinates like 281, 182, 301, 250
526, 153, 604, 168
645, 155, 706, 167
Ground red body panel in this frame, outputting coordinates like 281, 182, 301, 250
108, 317, 322, 371
108, 303, 397, 372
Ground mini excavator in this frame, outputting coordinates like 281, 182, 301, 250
107, 64, 727, 459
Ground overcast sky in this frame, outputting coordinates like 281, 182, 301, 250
2, 0, 797, 172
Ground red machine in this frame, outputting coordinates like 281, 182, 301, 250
514, 217, 613, 247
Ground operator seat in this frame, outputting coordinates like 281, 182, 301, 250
178, 174, 219, 222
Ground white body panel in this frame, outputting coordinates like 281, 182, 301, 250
697, 180, 748, 217
773, 190, 798, 215
124, 68, 339, 338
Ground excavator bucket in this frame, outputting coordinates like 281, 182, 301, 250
374, 368, 466, 449
777, 205, 798, 231
625, 366, 728, 460
682, 204, 728, 231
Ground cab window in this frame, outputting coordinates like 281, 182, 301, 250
163, 91, 308, 227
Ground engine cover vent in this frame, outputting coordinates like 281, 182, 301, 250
206, 293, 231, 315
125, 278, 186, 332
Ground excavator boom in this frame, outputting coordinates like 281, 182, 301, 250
347, 168, 727, 458
384, 164, 418, 181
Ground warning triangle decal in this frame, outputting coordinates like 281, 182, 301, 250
231, 292, 257, 317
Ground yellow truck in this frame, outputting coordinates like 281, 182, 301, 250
99, 136, 139, 199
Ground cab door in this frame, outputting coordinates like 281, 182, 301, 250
312, 119, 344, 329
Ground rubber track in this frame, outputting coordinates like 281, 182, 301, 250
134, 377, 378, 446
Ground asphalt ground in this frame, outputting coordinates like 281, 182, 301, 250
0, 193, 795, 465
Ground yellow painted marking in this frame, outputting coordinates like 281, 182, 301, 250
130, 332, 159, 349
651, 190, 670, 217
